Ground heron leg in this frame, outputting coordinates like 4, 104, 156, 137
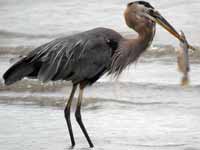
64, 84, 77, 147
75, 83, 94, 148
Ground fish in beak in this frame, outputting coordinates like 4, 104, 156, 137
177, 31, 190, 86
145, 9, 195, 51
150, 10, 182, 41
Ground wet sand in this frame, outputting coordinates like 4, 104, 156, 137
0, 97, 200, 150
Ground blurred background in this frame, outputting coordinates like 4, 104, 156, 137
0, 0, 200, 150
0, 0, 200, 47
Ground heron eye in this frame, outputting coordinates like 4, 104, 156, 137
148, 9, 154, 15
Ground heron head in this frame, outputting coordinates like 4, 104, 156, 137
124, 1, 183, 41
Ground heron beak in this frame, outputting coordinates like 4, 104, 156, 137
141, 9, 196, 51
149, 10, 183, 42
146, 10, 196, 51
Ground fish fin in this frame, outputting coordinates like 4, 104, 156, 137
181, 75, 189, 87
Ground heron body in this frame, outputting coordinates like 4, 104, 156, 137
3, 1, 183, 148
4, 26, 155, 85
4, 28, 122, 85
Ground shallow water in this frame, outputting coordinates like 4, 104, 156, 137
0, 56, 200, 150
0, 96, 200, 150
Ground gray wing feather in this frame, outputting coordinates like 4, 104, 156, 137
27, 29, 115, 82
3, 27, 122, 85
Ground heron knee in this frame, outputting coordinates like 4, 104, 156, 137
75, 108, 82, 122
64, 105, 71, 119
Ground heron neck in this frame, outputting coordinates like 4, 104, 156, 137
126, 26, 155, 61
110, 26, 155, 76
133, 26, 155, 51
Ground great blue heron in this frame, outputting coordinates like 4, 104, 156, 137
3, 1, 189, 148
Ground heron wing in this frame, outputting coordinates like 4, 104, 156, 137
26, 28, 121, 83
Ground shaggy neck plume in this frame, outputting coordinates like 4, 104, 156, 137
110, 25, 155, 76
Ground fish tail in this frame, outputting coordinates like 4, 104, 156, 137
181, 75, 189, 87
